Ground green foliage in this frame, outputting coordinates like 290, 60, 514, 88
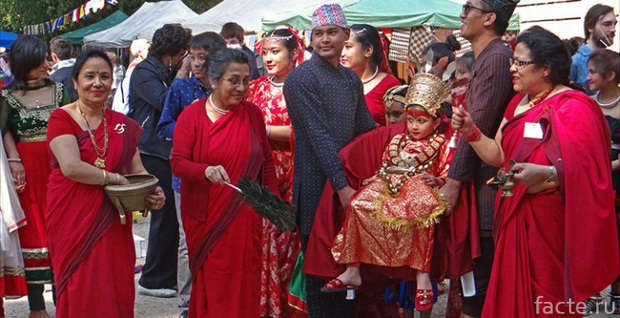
0, 0, 222, 38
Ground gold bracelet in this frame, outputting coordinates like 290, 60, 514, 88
101, 170, 108, 186
7, 158, 21, 162
116, 173, 121, 184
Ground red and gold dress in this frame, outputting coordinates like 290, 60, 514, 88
246, 76, 300, 318
332, 132, 450, 272
0, 83, 68, 286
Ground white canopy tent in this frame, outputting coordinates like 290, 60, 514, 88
183, 0, 334, 34
84, 0, 198, 48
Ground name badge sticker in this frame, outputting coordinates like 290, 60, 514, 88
523, 122, 543, 139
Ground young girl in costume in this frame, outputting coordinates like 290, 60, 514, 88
322, 73, 452, 312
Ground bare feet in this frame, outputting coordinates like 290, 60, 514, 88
416, 271, 432, 290
28, 310, 51, 318
336, 266, 362, 287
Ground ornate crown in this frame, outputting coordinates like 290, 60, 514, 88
405, 73, 451, 117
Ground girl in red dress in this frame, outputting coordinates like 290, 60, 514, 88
324, 73, 452, 313
0, 35, 69, 318
246, 27, 305, 318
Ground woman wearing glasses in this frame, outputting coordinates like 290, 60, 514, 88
171, 48, 278, 317
452, 26, 618, 318
128, 23, 192, 298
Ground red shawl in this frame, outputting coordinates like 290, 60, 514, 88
171, 100, 278, 317
482, 90, 619, 317
304, 121, 479, 281
46, 109, 141, 317
171, 100, 277, 271
303, 123, 405, 279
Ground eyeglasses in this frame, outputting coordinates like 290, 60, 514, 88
462, 3, 492, 15
509, 57, 536, 69
225, 77, 251, 88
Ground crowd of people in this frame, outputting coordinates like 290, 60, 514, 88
0, 1, 618, 318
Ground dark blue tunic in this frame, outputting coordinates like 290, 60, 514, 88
283, 52, 375, 236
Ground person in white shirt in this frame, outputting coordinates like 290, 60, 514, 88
111, 39, 150, 114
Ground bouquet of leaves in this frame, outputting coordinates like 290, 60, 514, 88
226, 177, 297, 232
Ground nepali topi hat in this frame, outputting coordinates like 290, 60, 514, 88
311, 3, 348, 29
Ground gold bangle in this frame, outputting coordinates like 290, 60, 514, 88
7, 158, 21, 162
116, 173, 121, 184
101, 170, 108, 186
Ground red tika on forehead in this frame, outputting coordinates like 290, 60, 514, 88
407, 107, 432, 119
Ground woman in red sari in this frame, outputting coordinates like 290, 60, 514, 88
171, 48, 278, 318
452, 27, 619, 317
341, 24, 401, 126
46, 50, 165, 318
0, 35, 69, 318
246, 27, 304, 318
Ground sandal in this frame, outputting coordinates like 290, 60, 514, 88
415, 288, 434, 311
320, 278, 360, 293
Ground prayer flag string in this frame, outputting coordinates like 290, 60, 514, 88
22, 0, 117, 35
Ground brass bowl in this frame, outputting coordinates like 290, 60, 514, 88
104, 174, 159, 224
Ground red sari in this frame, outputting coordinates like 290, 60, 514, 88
171, 100, 278, 318
482, 91, 619, 317
246, 76, 300, 318
46, 109, 141, 318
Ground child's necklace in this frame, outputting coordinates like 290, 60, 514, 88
379, 132, 444, 194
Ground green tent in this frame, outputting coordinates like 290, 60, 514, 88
262, 0, 519, 31
61, 11, 129, 45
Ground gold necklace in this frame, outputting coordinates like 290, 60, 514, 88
378, 132, 443, 194
77, 102, 108, 169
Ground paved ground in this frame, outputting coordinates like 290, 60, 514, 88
4, 214, 617, 317
5, 214, 179, 318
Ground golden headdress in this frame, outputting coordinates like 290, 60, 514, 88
383, 85, 408, 108
405, 73, 451, 117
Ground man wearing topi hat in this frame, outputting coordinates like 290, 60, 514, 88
283, 3, 375, 317
439, 0, 516, 317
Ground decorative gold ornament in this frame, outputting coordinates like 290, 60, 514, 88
383, 85, 408, 108
405, 73, 451, 117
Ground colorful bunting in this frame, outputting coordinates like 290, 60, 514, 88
22, 0, 117, 35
